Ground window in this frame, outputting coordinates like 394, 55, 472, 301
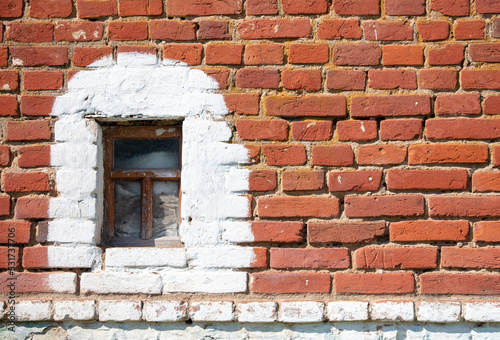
103, 125, 182, 247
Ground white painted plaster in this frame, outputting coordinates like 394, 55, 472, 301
53, 300, 96, 321
46, 246, 102, 269
187, 247, 256, 268
46, 273, 78, 294
463, 302, 500, 322
80, 272, 162, 294
190, 301, 235, 322
143, 301, 188, 322
15, 301, 51, 322
417, 301, 461, 323
279, 301, 325, 323
44, 219, 97, 244
371, 301, 415, 322
221, 221, 255, 243
328, 301, 369, 321
99, 301, 142, 322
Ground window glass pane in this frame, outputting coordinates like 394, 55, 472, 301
114, 181, 141, 238
114, 139, 179, 169
153, 181, 179, 237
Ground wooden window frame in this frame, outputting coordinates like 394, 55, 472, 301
103, 125, 183, 247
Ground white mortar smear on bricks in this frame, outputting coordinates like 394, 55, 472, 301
48, 53, 256, 287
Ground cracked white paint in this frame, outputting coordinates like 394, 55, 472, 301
48, 53, 255, 282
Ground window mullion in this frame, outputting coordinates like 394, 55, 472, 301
141, 177, 153, 240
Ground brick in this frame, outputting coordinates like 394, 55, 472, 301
10, 47, 68, 67
0, 221, 31, 244
430, 196, 500, 217
244, 44, 283, 65
282, 170, 325, 191
494, 18, 500, 38
346, 195, 424, 218
408, 143, 489, 164
328, 301, 369, 321
54, 300, 96, 321
357, 145, 407, 165
55, 22, 104, 42
265, 95, 346, 118
117, 45, 157, 58
0, 146, 10, 166
355, 247, 437, 269
6, 121, 51, 141
317, 19, 362, 39
0, 71, 18, 91
4, 172, 50, 192
292, 120, 332, 141
385, 0, 425, 15
428, 44, 465, 65
380, 119, 422, 140
387, 169, 468, 191
143, 301, 187, 322
73, 47, 112, 67
473, 172, 500, 192
224, 94, 259, 115
442, 247, 500, 269
454, 20, 484, 40
251, 221, 305, 243
15, 197, 49, 219
262, 144, 306, 166
0, 196, 10, 216
118, 0, 162, 16
99, 300, 141, 322
6, 23, 53, 43
312, 145, 354, 166
390, 220, 470, 242
108, 21, 148, 41
474, 221, 500, 242
167, 0, 242, 16
282, 69, 322, 91
364, 21, 413, 41
327, 70, 366, 90
271, 248, 349, 270
82, 272, 161, 294
462, 70, 500, 90
236, 119, 287, 141
431, 0, 469, 16
30, 0, 72, 17
469, 43, 500, 63
23, 246, 100, 269
427, 118, 500, 140
328, 170, 382, 192
371, 301, 415, 321
250, 273, 331, 293
238, 19, 311, 39
417, 21, 450, 41
351, 95, 430, 117
308, 221, 386, 244
383, 45, 424, 65
335, 273, 415, 294
337, 120, 377, 141
190, 301, 234, 322
162, 44, 202, 65
280, 302, 326, 323
105, 248, 186, 268
246, 0, 277, 15
421, 273, 500, 295
419, 69, 457, 91
23, 71, 63, 90
0, 95, 17, 116
289, 44, 329, 64
257, 196, 339, 218
476, 0, 500, 13
249, 170, 277, 191
236, 69, 279, 89
150, 20, 196, 41
77, 0, 117, 18
206, 44, 242, 65
200, 68, 229, 89
333, 0, 380, 15
0, 246, 19, 268
197, 21, 229, 40
463, 302, 500, 322
282, 0, 329, 14
0, 0, 23, 17
332, 44, 381, 66
495, 146, 500, 166
0, 272, 76, 293
237, 302, 277, 323
368, 69, 417, 90
0, 47, 7, 67
20, 96, 55, 116
417, 301, 461, 323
